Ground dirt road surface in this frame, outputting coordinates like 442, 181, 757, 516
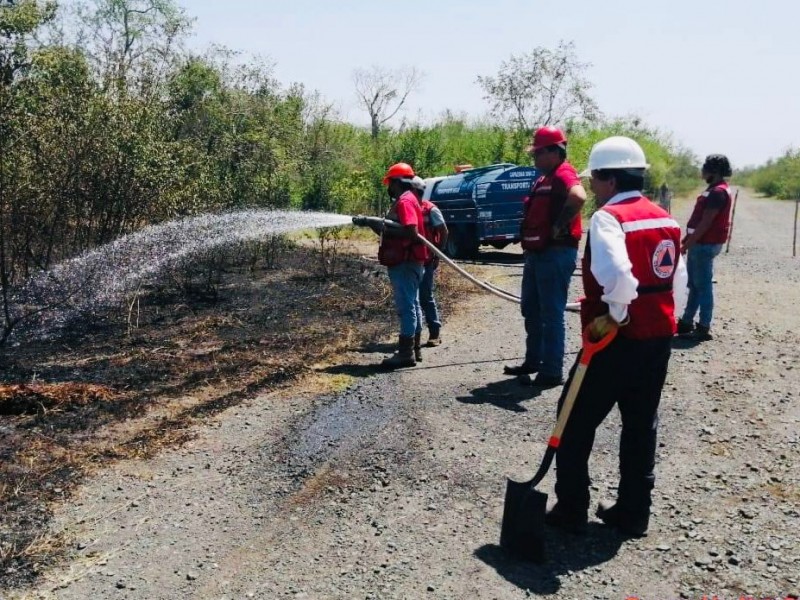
9, 191, 800, 599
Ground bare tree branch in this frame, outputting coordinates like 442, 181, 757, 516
352, 65, 421, 139
75, 0, 193, 95
477, 41, 600, 134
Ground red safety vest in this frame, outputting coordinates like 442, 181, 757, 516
686, 182, 733, 245
378, 192, 428, 266
581, 195, 681, 339
420, 199, 443, 248
521, 161, 582, 251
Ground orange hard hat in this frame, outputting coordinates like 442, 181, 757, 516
529, 126, 568, 152
382, 162, 415, 185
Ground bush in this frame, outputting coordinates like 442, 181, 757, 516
737, 150, 800, 200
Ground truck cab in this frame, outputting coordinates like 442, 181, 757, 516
422, 163, 540, 258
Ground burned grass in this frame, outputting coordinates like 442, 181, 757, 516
0, 242, 477, 588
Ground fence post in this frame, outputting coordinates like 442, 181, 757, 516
725, 189, 740, 254
793, 198, 799, 258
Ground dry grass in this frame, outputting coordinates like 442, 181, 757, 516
0, 383, 115, 417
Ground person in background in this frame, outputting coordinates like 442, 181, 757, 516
676, 154, 733, 341
658, 182, 671, 213
411, 176, 449, 354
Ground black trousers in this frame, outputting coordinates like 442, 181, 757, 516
554, 335, 672, 517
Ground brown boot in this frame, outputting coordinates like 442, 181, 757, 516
414, 333, 423, 362
425, 326, 441, 347
381, 335, 416, 369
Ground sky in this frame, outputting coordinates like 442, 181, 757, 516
185, 0, 799, 168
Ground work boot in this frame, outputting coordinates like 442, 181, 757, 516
425, 327, 442, 347
596, 500, 649, 537
503, 363, 538, 376
414, 332, 423, 363
380, 335, 416, 370
530, 373, 564, 388
692, 323, 713, 341
544, 503, 588, 534
676, 319, 694, 336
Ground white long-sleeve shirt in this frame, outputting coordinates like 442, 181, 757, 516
589, 191, 688, 323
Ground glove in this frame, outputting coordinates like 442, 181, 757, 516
588, 314, 619, 342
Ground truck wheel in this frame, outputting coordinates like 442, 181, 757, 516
444, 231, 461, 259
445, 226, 479, 259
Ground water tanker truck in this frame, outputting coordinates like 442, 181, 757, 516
422, 163, 541, 258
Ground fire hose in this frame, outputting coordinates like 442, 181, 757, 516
351, 215, 580, 312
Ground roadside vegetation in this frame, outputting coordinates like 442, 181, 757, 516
0, 0, 701, 343
736, 149, 800, 200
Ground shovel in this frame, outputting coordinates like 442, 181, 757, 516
500, 324, 618, 562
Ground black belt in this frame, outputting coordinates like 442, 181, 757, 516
637, 284, 673, 294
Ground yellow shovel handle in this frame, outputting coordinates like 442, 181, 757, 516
548, 325, 618, 449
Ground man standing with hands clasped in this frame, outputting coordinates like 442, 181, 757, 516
504, 126, 587, 387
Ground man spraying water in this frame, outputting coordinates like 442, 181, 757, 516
355, 163, 429, 369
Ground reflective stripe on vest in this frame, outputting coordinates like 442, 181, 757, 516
621, 217, 681, 233
581, 195, 680, 340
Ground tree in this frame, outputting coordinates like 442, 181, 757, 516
352, 65, 421, 140
0, 0, 58, 342
477, 41, 600, 133
0, 0, 57, 86
76, 0, 192, 94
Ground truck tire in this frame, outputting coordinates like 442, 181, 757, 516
443, 232, 460, 259
444, 226, 479, 259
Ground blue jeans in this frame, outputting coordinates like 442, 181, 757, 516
388, 262, 424, 337
520, 246, 578, 378
419, 261, 441, 332
682, 243, 722, 328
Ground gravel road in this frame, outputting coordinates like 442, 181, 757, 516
9, 190, 800, 600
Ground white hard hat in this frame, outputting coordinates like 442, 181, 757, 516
410, 176, 426, 190
579, 136, 650, 177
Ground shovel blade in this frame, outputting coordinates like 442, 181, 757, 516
500, 477, 547, 563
